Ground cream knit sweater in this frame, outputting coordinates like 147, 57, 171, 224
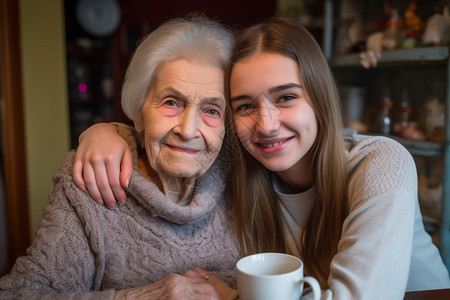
278, 135, 450, 300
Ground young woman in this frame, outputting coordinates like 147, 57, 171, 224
73, 17, 450, 299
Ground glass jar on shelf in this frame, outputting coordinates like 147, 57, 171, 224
424, 82, 446, 143
342, 86, 367, 133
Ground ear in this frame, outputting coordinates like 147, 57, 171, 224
134, 112, 144, 133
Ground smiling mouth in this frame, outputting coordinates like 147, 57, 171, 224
166, 144, 200, 154
257, 138, 291, 148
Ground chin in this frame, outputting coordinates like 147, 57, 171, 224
260, 161, 293, 173
163, 167, 204, 179
158, 159, 215, 179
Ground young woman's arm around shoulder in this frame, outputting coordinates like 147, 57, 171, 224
73, 122, 134, 208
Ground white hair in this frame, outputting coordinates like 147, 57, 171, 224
121, 15, 234, 121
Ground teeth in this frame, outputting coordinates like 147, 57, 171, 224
261, 140, 284, 148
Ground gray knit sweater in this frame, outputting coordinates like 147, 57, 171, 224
0, 127, 239, 299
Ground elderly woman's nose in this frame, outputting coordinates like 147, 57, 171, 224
173, 107, 200, 139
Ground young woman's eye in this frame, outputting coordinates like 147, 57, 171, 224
278, 95, 296, 102
236, 103, 255, 111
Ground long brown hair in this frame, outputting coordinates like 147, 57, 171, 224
225, 17, 349, 288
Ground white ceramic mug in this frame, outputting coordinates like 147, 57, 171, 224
236, 253, 321, 300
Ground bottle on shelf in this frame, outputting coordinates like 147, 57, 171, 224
374, 86, 394, 135
400, 86, 412, 130
335, 18, 353, 54
395, 83, 426, 141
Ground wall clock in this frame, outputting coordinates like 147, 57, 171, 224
76, 0, 121, 37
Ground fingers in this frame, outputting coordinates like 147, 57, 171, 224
72, 123, 131, 208
192, 268, 235, 300
82, 152, 126, 209
72, 157, 86, 191
119, 272, 224, 300
185, 269, 212, 282
82, 164, 104, 205
172, 273, 222, 300
120, 148, 133, 189
80, 154, 120, 208
118, 272, 224, 300
193, 268, 214, 280
90, 154, 119, 209
105, 154, 127, 205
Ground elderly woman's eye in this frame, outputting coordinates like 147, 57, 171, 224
164, 100, 178, 107
207, 108, 220, 116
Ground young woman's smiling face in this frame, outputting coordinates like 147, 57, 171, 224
230, 52, 318, 175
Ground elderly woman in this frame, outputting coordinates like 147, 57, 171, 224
0, 16, 239, 299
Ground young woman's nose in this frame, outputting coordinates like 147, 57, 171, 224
255, 104, 280, 136
172, 107, 200, 139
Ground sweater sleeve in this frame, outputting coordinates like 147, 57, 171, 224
0, 152, 116, 300
313, 137, 418, 300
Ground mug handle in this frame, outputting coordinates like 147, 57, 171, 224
299, 276, 321, 300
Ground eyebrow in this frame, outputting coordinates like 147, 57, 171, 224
159, 86, 225, 105
230, 83, 302, 103
268, 83, 302, 94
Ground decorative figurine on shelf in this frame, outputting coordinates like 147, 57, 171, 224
400, 0, 424, 48
404, 0, 424, 32
363, 0, 402, 67
399, 121, 426, 140
422, 0, 450, 46
381, 6, 402, 50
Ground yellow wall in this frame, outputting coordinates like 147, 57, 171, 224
19, 0, 71, 237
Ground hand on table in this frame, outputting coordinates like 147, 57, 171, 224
193, 268, 239, 300
114, 271, 224, 300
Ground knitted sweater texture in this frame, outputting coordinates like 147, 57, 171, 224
279, 135, 450, 300
0, 126, 239, 299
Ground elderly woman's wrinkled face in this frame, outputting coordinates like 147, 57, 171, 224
135, 59, 226, 179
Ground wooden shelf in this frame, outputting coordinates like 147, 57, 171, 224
388, 135, 444, 157
365, 134, 444, 156
331, 47, 449, 67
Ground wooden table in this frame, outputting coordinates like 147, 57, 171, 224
404, 288, 450, 299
